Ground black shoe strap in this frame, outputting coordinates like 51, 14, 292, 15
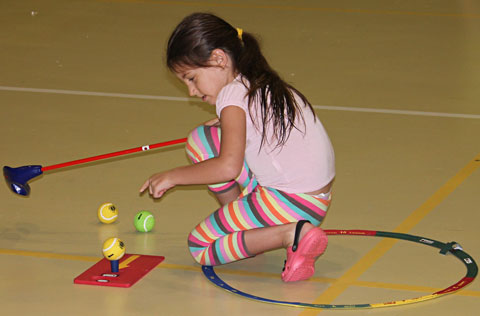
292, 220, 310, 252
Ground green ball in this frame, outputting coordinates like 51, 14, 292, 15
134, 210, 155, 232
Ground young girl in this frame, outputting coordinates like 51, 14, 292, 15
140, 12, 335, 282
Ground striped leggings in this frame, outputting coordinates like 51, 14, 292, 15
186, 125, 331, 266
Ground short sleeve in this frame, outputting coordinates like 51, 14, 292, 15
216, 76, 249, 117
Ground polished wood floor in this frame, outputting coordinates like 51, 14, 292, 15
1, 1, 479, 315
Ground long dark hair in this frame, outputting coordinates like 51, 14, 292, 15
167, 12, 314, 148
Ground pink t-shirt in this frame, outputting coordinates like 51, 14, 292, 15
216, 76, 335, 194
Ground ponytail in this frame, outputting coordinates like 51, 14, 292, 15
237, 32, 314, 147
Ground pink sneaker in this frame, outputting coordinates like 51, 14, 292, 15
281, 220, 328, 282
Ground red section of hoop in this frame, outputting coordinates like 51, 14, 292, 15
325, 229, 377, 236
434, 277, 475, 295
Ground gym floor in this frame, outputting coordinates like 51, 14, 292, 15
1, 1, 479, 315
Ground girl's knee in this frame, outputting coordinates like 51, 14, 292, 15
187, 125, 220, 141
186, 125, 221, 163
186, 125, 203, 148
187, 125, 219, 148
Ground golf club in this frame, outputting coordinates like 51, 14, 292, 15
3, 137, 187, 196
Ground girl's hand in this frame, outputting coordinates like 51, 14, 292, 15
140, 171, 175, 198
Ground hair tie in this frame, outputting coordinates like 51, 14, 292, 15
236, 27, 243, 41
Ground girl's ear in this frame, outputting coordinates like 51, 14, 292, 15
210, 49, 228, 67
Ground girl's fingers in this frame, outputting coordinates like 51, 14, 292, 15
140, 180, 150, 193
154, 189, 166, 199
140, 175, 169, 198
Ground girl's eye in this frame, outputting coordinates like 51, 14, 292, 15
188, 77, 195, 82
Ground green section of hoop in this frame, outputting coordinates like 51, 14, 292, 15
202, 230, 477, 310
374, 230, 478, 279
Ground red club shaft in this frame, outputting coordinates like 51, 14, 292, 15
41, 138, 188, 172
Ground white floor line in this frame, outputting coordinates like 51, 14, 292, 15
1, 85, 479, 119
312, 104, 480, 119
0, 86, 191, 102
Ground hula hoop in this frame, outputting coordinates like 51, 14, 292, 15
202, 230, 477, 310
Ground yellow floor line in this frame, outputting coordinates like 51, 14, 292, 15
353, 280, 480, 298
1, 247, 479, 298
0, 248, 99, 262
298, 153, 480, 315
103, 0, 480, 19
1, 158, 478, 310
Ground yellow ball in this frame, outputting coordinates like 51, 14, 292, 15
102, 237, 125, 261
97, 202, 118, 224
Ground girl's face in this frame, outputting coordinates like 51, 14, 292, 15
174, 49, 236, 105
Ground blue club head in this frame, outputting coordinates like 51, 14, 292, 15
3, 165, 43, 196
